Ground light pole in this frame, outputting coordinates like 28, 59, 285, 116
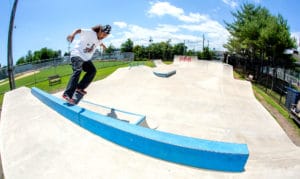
202, 34, 205, 51
7, 0, 19, 90
148, 36, 153, 60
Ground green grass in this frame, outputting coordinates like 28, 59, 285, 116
233, 69, 245, 80
253, 84, 300, 135
253, 85, 289, 118
0, 60, 153, 107
162, 60, 173, 65
144, 60, 156, 67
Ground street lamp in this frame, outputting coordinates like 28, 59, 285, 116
148, 37, 153, 60
7, 0, 19, 90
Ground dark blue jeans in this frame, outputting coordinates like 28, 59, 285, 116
63, 56, 96, 98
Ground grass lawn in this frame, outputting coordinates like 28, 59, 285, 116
0, 60, 152, 107
162, 60, 173, 65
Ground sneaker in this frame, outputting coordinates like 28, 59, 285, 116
62, 94, 75, 104
76, 88, 87, 95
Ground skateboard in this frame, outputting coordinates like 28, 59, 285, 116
72, 91, 84, 104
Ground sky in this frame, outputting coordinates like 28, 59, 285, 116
1, 0, 300, 66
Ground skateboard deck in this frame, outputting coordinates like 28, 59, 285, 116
73, 91, 84, 104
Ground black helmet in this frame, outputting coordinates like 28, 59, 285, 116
102, 25, 111, 34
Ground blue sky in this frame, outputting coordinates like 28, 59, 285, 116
1, 0, 300, 66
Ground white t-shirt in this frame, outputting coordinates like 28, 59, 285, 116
71, 29, 102, 61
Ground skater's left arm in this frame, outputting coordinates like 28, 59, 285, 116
100, 43, 107, 51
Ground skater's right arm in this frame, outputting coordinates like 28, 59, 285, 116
67, 29, 81, 42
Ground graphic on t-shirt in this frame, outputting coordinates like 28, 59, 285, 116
83, 43, 95, 53
71, 29, 101, 61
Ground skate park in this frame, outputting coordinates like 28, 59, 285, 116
1, 57, 300, 178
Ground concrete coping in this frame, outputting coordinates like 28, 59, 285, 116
153, 70, 176, 78
31, 87, 249, 172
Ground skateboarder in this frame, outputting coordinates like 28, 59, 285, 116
62, 24, 111, 104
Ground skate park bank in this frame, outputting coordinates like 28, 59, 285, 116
31, 87, 249, 172
1, 57, 300, 178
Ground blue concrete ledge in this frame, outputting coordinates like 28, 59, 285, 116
153, 70, 176, 78
31, 87, 249, 172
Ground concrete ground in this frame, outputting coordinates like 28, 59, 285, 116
1, 59, 300, 178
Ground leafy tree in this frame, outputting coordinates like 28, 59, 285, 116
16, 47, 61, 65
224, 3, 296, 73
105, 44, 116, 54
225, 4, 269, 57
16, 57, 26, 65
33, 51, 41, 62
131, 40, 202, 61
173, 43, 185, 55
159, 40, 173, 60
25, 50, 33, 63
133, 45, 147, 60
121, 39, 134, 52
197, 47, 214, 60
64, 51, 70, 56
148, 43, 162, 59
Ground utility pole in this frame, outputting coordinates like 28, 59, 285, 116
202, 34, 205, 51
183, 40, 186, 54
7, 0, 18, 90
148, 36, 153, 60
207, 40, 209, 49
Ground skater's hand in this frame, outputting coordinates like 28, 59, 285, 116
66, 29, 81, 43
67, 35, 74, 42
100, 43, 107, 51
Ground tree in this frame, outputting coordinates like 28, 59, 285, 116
224, 3, 296, 75
159, 40, 173, 60
198, 47, 213, 60
225, 4, 269, 57
105, 44, 116, 54
133, 45, 147, 60
16, 57, 26, 65
16, 47, 61, 65
121, 39, 134, 52
173, 43, 185, 55
25, 50, 33, 63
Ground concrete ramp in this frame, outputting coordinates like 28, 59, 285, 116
153, 70, 176, 78
153, 59, 177, 78
153, 59, 164, 67
173, 55, 198, 64
1, 60, 300, 178
31, 87, 249, 172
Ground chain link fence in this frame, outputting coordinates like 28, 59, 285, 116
0, 52, 134, 96
262, 67, 300, 87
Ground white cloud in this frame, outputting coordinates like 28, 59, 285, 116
108, 2, 230, 51
222, 0, 238, 8
180, 21, 230, 49
148, 1, 183, 17
147, 1, 208, 23
291, 32, 300, 49
45, 37, 51, 41
109, 22, 228, 51
156, 24, 180, 33
291, 32, 300, 39
222, 0, 261, 8
179, 12, 208, 23
114, 21, 127, 28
